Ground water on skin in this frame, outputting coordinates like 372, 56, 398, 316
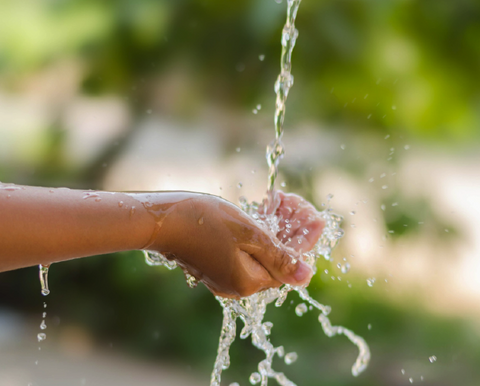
143, 1, 370, 384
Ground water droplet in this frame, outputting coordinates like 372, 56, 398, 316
367, 278, 376, 287
350, 211, 356, 215
259, 54, 265, 61
382, 185, 388, 189
392, 202, 398, 206
256, 104, 262, 110
409, 378, 414, 383
420, 376, 424, 381
280, 181, 286, 187
42, 312, 47, 318
341, 263, 351, 274
198, 217, 204, 225
237, 183, 243, 188
230, 383, 240, 386
130, 206, 136, 216
186, 274, 198, 289
367, 324, 372, 330
83, 192, 101, 200
340, 144, 346, 150
385, 134, 390, 139
284, 352, 298, 365
236, 147, 241, 153
295, 303, 308, 316
40, 320, 47, 330
252, 109, 258, 114
302, 228, 309, 235
39, 265, 50, 296
381, 204, 386, 211
276, 345, 285, 357
429, 355, 437, 363
401, 369, 405, 375
43, 302, 47, 308
405, 145, 410, 150
249, 372, 261, 384
327, 194, 334, 201
118, 201, 124, 208
380, 173, 386, 178
392, 105, 397, 110
37, 333, 46, 342
368, 178, 374, 183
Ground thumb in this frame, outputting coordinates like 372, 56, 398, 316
241, 237, 313, 286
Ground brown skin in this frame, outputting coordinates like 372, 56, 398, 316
0, 185, 324, 299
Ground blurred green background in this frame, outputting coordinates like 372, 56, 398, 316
1, 0, 480, 385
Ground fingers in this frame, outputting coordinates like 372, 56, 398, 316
240, 234, 313, 287
275, 191, 324, 252
201, 250, 281, 299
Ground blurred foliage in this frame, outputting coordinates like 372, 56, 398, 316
1, 0, 479, 385
1, 0, 479, 141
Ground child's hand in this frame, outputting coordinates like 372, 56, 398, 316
140, 192, 319, 299
273, 191, 324, 252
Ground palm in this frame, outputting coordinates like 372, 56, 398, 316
273, 191, 324, 252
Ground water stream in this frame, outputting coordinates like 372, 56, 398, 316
145, 1, 370, 385
35, 1, 371, 383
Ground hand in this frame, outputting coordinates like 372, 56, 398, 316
138, 192, 318, 299
272, 191, 325, 252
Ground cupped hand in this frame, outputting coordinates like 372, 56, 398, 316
272, 191, 325, 252
141, 192, 323, 299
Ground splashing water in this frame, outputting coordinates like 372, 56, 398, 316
144, 1, 370, 384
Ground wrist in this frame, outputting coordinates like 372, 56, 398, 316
127, 191, 202, 252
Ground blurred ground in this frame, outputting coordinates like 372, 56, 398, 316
0, 308, 203, 386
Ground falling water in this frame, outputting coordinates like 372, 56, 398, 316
39, 264, 50, 296
145, 0, 370, 384
266, 0, 300, 194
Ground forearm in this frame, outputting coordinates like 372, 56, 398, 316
0, 185, 157, 272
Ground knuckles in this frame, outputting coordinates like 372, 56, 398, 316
272, 248, 296, 278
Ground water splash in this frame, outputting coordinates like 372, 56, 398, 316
144, 0, 370, 384
145, 200, 370, 384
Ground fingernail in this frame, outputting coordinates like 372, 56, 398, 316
293, 261, 313, 283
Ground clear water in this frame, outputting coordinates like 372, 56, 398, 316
39, 264, 50, 296
145, 1, 370, 384
30, 0, 371, 382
